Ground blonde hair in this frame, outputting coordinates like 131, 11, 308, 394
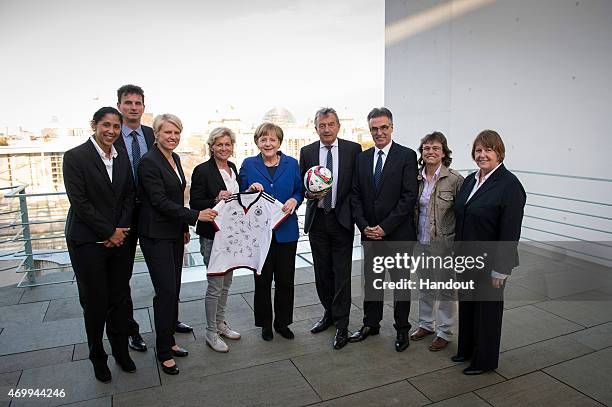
207, 127, 236, 149
152, 113, 183, 135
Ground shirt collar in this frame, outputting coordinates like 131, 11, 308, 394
375, 140, 393, 157
420, 163, 442, 180
474, 162, 502, 184
121, 124, 144, 139
319, 138, 339, 149
90, 136, 118, 159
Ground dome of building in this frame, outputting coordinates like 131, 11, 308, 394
262, 107, 296, 126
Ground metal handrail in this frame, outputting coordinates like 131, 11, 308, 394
2, 167, 610, 287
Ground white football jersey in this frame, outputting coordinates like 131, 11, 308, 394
206, 191, 288, 276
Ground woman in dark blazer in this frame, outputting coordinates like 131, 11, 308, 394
138, 113, 216, 375
239, 122, 304, 341
452, 130, 526, 375
64, 107, 135, 383
190, 126, 242, 353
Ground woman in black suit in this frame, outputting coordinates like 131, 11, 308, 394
138, 113, 217, 375
452, 130, 526, 375
64, 107, 135, 383
190, 126, 242, 353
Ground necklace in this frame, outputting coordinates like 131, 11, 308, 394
264, 154, 280, 167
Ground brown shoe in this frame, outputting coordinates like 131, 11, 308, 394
409, 328, 434, 341
428, 336, 449, 351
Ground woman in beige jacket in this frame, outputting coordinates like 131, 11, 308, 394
410, 131, 464, 351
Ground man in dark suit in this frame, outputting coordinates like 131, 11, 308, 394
299, 107, 361, 350
350, 107, 418, 352
114, 85, 192, 352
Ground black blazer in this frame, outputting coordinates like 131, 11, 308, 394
351, 141, 418, 241
138, 145, 199, 239
454, 164, 526, 275
189, 158, 240, 239
63, 138, 134, 242
299, 138, 362, 233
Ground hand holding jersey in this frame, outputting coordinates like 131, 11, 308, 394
204, 191, 289, 276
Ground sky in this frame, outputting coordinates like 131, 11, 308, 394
0, 0, 384, 135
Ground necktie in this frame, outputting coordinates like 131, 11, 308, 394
323, 146, 333, 211
374, 150, 384, 189
130, 131, 141, 185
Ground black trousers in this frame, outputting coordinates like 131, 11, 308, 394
362, 242, 412, 332
308, 209, 354, 329
140, 236, 184, 362
125, 205, 141, 337
253, 236, 297, 329
457, 272, 505, 370
67, 240, 131, 362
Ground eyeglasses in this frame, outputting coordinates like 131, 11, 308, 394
370, 124, 391, 134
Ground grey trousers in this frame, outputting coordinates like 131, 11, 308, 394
414, 243, 457, 341
201, 237, 234, 337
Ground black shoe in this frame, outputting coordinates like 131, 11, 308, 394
113, 354, 136, 373
171, 346, 189, 357
310, 315, 333, 334
175, 321, 193, 333
349, 325, 380, 342
451, 354, 470, 363
91, 360, 112, 383
262, 327, 274, 341
128, 334, 147, 352
333, 329, 349, 350
160, 360, 179, 375
463, 366, 487, 375
395, 330, 410, 352
274, 325, 295, 340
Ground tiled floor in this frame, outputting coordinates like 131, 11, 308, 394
0, 247, 611, 406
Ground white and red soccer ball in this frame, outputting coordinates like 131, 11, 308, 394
304, 166, 333, 194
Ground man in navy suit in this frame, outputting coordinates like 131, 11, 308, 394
299, 107, 361, 350
350, 107, 418, 352
114, 84, 152, 352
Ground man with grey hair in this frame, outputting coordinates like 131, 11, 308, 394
299, 107, 361, 349
350, 107, 418, 352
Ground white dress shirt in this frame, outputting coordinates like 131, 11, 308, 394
467, 162, 508, 280
219, 167, 240, 194
467, 162, 502, 202
89, 136, 118, 182
318, 139, 339, 208
372, 140, 393, 174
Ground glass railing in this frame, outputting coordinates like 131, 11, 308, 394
1, 169, 610, 287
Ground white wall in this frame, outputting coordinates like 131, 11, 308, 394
385, 0, 612, 265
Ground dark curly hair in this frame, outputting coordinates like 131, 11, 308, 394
117, 84, 145, 104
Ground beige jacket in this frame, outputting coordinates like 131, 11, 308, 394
415, 165, 464, 245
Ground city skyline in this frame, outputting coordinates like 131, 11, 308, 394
0, 0, 384, 135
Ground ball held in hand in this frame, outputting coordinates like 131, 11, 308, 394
304, 165, 333, 194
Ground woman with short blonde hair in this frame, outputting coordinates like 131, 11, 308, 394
190, 126, 241, 352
